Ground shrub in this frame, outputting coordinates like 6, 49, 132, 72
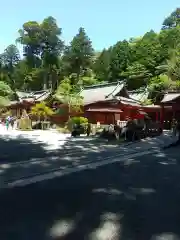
30, 102, 54, 120
67, 117, 88, 133
70, 117, 88, 125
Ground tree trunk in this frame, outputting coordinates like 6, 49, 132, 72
43, 71, 47, 90
68, 103, 71, 120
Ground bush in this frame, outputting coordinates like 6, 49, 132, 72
70, 117, 88, 125
67, 117, 88, 133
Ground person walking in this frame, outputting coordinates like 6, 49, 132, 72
10, 116, 15, 130
176, 120, 180, 144
171, 118, 177, 137
86, 123, 91, 136
5, 117, 10, 130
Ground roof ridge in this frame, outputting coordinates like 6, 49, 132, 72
165, 90, 180, 93
83, 81, 121, 90
128, 87, 147, 93
106, 82, 124, 98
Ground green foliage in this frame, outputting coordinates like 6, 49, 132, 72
121, 62, 152, 90
0, 81, 13, 107
162, 8, 180, 29
0, 81, 13, 98
67, 116, 88, 132
108, 40, 131, 81
63, 27, 94, 83
148, 75, 170, 101
93, 48, 111, 81
69, 116, 88, 125
30, 102, 54, 118
140, 99, 153, 106
55, 77, 83, 114
2, 8, 180, 104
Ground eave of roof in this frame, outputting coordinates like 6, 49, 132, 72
142, 104, 161, 109
16, 90, 51, 102
115, 96, 141, 107
86, 108, 123, 113
161, 93, 180, 103
128, 88, 149, 102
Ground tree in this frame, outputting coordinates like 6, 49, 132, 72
162, 8, 180, 29
41, 16, 64, 90
0, 81, 13, 107
93, 48, 111, 81
63, 27, 94, 83
158, 26, 180, 61
17, 21, 42, 68
121, 62, 152, 89
148, 75, 170, 102
17, 17, 63, 91
131, 31, 162, 75
0, 45, 20, 87
156, 49, 180, 81
2, 10, 180, 101
30, 102, 54, 129
108, 40, 131, 81
54, 78, 83, 118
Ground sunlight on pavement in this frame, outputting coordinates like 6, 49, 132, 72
89, 212, 121, 240
49, 219, 75, 238
150, 233, 180, 240
0, 129, 70, 151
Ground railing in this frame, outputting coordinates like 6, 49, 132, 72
118, 121, 127, 128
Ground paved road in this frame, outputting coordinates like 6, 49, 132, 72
0, 129, 167, 187
0, 145, 180, 240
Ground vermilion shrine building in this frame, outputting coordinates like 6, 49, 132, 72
80, 82, 161, 124
6, 82, 180, 130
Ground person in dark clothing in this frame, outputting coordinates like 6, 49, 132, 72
87, 123, 91, 136
10, 117, 15, 129
176, 120, 180, 143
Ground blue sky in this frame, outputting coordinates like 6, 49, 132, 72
0, 0, 179, 54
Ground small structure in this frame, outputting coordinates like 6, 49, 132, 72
7, 90, 51, 117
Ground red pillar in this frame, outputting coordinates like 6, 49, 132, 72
160, 105, 164, 130
156, 111, 159, 122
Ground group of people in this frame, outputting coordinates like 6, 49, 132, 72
0, 116, 16, 130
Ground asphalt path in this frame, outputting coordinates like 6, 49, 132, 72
0, 146, 180, 240
0, 131, 158, 186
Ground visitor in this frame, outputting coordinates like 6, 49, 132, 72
171, 118, 177, 137
87, 123, 91, 136
176, 120, 180, 142
10, 116, 15, 130
5, 117, 10, 130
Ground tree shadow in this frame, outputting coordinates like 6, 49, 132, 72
0, 145, 180, 240
0, 132, 164, 186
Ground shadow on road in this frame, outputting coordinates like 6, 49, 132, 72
0, 134, 161, 184
0, 144, 180, 239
